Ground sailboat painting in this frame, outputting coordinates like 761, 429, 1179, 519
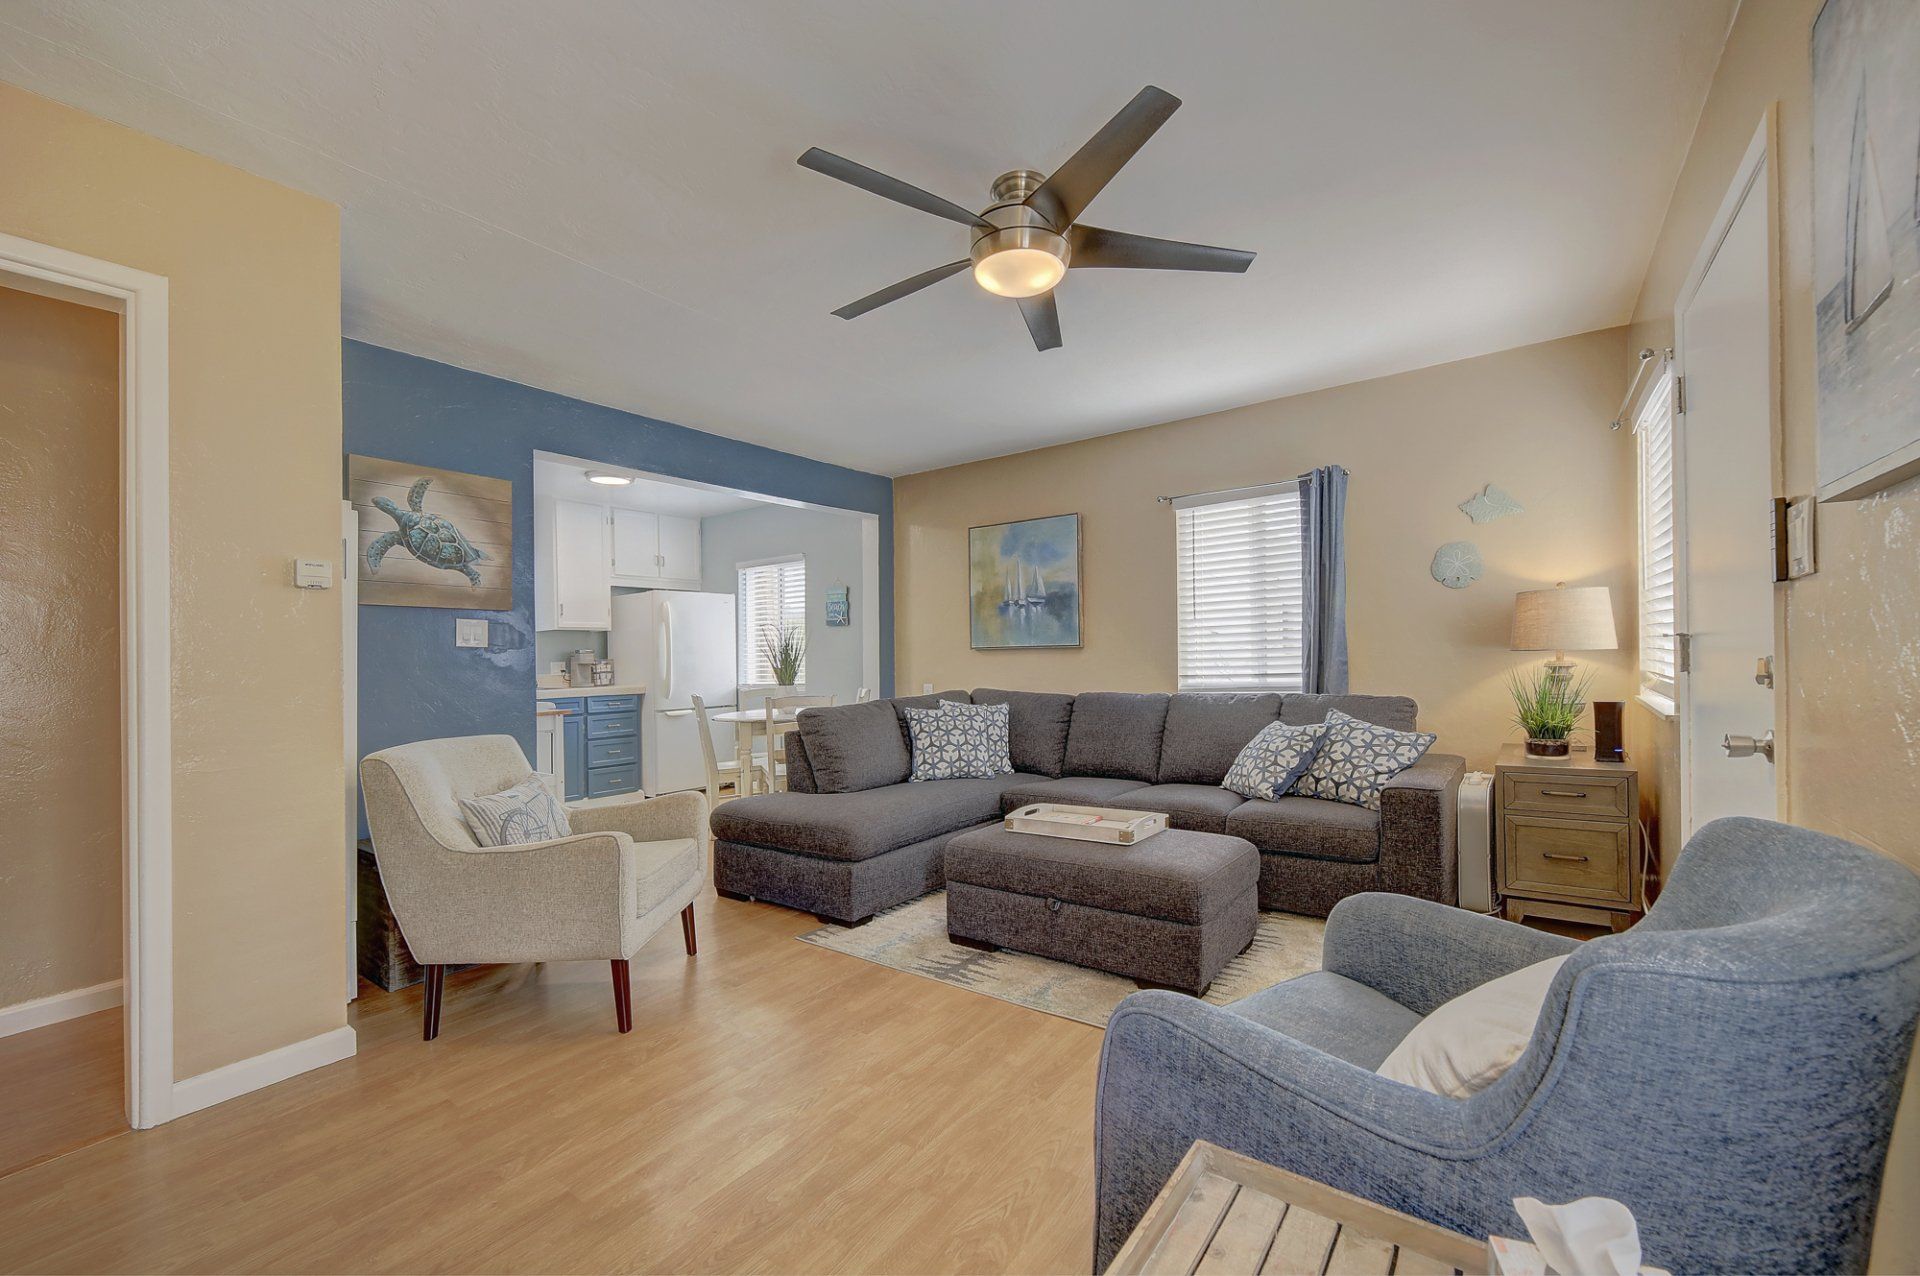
968, 513, 1082, 649
1811, 0, 1920, 499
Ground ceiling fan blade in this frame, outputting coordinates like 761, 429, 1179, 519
1026, 86, 1181, 230
1068, 224, 1255, 273
831, 259, 971, 320
798, 148, 990, 229
1017, 291, 1063, 352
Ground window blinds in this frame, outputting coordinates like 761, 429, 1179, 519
1175, 483, 1306, 692
1636, 373, 1678, 698
737, 556, 806, 686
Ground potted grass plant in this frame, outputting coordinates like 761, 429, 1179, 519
759, 620, 806, 695
1508, 665, 1592, 758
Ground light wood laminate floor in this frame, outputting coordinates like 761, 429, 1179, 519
0, 891, 1101, 1274
0, 1007, 125, 1179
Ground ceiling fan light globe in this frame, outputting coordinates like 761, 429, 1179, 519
970, 225, 1070, 298
974, 249, 1067, 298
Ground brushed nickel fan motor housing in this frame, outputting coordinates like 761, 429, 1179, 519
971, 170, 1071, 281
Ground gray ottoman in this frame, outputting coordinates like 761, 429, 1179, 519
944, 824, 1260, 996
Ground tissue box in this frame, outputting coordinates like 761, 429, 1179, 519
1487, 1236, 1671, 1276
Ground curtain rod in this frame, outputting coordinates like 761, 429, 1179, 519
1610, 347, 1673, 431
1155, 477, 1302, 506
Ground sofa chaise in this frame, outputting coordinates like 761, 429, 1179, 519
710, 689, 1463, 925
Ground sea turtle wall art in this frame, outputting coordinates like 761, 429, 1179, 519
348, 455, 512, 610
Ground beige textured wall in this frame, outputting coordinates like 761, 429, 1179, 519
896, 326, 1637, 769
0, 83, 346, 1080
1621, 4, 1918, 1267
0, 286, 122, 1008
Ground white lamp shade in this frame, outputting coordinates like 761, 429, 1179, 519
1511, 585, 1617, 652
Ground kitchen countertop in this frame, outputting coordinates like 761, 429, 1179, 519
536, 683, 648, 700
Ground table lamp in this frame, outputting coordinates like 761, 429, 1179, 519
1510, 583, 1617, 688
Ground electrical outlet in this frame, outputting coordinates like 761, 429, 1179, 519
922, 682, 933, 694
455, 618, 489, 649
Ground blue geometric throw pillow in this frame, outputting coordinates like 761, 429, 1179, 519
1221, 720, 1325, 800
905, 700, 1014, 781
459, 776, 572, 847
1291, 710, 1436, 810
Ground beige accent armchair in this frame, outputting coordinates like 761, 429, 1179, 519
360, 734, 706, 1039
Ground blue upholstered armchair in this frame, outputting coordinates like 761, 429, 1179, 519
1095, 818, 1920, 1274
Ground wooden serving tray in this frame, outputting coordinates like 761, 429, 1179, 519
1003, 803, 1168, 845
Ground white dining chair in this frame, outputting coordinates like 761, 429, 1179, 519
765, 694, 833, 791
691, 694, 769, 804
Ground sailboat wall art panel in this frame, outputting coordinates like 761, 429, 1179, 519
968, 513, 1082, 650
1811, 0, 1920, 500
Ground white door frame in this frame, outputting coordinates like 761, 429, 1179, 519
1670, 111, 1782, 839
0, 232, 174, 1129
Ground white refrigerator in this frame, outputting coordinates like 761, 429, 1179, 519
609, 590, 737, 795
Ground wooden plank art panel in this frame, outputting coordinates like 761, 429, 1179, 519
348, 454, 512, 610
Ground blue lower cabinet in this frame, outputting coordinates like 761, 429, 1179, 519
581, 693, 643, 797
586, 763, 641, 798
588, 736, 638, 768
561, 713, 587, 802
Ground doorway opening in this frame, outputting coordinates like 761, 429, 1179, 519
0, 232, 174, 1137
530, 452, 882, 804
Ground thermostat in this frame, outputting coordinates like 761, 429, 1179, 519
294, 559, 333, 589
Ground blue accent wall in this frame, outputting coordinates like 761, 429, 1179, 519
344, 340, 893, 826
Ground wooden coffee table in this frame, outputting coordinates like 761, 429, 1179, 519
1106, 1140, 1483, 1275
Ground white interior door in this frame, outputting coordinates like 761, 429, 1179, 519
1676, 134, 1778, 834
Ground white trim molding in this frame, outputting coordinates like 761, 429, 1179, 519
0, 981, 125, 1040
0, 230, 174, 1129
170, 1026, 358, 1120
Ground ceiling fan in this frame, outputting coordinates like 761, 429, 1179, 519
797, 85, 1255, 351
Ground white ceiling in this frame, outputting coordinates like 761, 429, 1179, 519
533, 455, 764, 518
0, 0, 1732, 476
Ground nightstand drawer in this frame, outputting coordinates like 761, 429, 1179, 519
1502, 815, 1631, 905
1501, 773, 1631, 818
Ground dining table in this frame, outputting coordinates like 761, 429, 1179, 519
708, 706, 801, 794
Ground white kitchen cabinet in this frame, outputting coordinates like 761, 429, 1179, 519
610, 508, 660, 582
657, 514, 701, 581
609, 508, 702, 588
535, 497, 612, 630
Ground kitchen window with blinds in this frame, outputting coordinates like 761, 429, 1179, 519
1175, 482, 1306, 692
737, 555, 806, 687
1636, 372, 1679, 702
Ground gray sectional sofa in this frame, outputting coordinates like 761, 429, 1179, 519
710, 689, 1464, 926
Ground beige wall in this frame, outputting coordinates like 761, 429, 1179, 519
0, 286, 122, 1009
1622, 2, 1919, 1268
0, 84, 346, 1080
897, 326, 1637, 769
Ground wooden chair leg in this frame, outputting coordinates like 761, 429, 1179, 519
680, 903, 698, 955
422, 964, 445, 1042
610, 959, 633, 1033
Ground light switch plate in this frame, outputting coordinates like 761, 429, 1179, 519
293, 559, 332, 589
456, 618, 489, 648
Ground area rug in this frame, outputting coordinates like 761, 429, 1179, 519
798, 892, 1324, 1028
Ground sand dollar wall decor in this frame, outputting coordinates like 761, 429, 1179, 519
1430, 540, 1482, 589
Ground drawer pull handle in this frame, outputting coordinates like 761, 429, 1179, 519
1543, 852, 1590, 863
1541, 788, 1588, 798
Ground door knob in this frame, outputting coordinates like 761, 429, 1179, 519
1723, 730, 1775, 762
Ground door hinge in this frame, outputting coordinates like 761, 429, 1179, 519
1674, 375, 1686, 415
1675, 631, 1691, 674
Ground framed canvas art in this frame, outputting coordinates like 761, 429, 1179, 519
968, 513, 1082, 649
1811, 0, 1920, 499
349, 455, 512, 609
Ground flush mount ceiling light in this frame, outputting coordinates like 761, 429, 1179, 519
797, 86, 1256, 351
585, 471, 633, 486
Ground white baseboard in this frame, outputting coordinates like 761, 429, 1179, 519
170, 1025, 357, 1119
0, 979, 124, 1039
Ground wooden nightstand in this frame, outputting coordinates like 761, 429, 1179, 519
1494, 743, 1642, 932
